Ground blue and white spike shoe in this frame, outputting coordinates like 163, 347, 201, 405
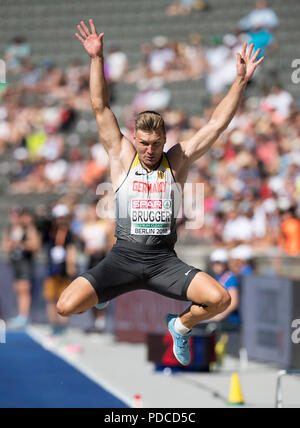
166, 314, 192, 366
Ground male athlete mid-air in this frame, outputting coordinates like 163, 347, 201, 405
57, 20, 264, 366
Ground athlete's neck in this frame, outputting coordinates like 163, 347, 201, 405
139, 154, 163, 172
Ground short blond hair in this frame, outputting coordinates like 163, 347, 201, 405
135, 111, 166, 135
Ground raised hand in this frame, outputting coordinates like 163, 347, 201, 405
236, 43, 264, 81
75, 19, 104, 58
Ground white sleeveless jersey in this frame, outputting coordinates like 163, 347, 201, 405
115, 152, 181, 248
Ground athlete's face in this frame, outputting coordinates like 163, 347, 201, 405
134, 130, 166, 170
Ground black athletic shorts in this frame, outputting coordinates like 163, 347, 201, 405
11, 259, 32, 281
80, 239, 202, 303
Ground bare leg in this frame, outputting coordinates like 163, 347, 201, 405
46, 301, 59, 325
14, 280, 32, 318
179, 272, 231, 329
57, 277, 98, 317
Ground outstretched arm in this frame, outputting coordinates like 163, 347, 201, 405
76, 20, 135, 164
171, 43, 264, 166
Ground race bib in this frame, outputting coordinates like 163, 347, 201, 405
131, 199, 172, 236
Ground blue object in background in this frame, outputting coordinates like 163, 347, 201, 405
248, 30, 275, 59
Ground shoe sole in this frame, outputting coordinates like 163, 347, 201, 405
95, 302, 109, 310
165, 317, 191, 367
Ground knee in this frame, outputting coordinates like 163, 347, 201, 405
197, 288, 231, 315
191, 288, 231, 315
212, 289, 231, 313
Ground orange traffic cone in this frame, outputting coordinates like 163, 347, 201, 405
228, 373, 244, 406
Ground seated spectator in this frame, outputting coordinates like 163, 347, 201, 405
205, 35, 230, 93
65, 59, 88, 94
11, 160, 49, 194
166, 0, 195, 16
166, 42, 191, 82
246, 25, 278, 61
278, 207, 300, 256
41, 132, 65, 160
90, 142, 109, 170
44, 158, 68, 189
251, 197, 280, 249
106, 46, 128, 83
127, 34, 207, 83
166, 0, 208, 16
42, 98, 67, 134
39, 60, 64, 93
260, 84, 294, 123
26, 126, 48, 160
133, 78, 171, 112
183, 33, 208, 79
4, 37, 31, 73
58, 102, 77, 133
82, 146, 107, 189
19, 60, 42, 90
66, 148, 86, 188
205, 34, 242, 94
222, 203, 254, 247
148, 36, 175, 77
256, 133, 280, 166
251, 196, 273, 247
12, 148, 33, 181
238, 0, 279, 33
124, 43, 153, 83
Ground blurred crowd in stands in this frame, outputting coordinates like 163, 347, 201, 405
1, 0, 300, 263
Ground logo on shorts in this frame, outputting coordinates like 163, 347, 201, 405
185, 270, 192, 276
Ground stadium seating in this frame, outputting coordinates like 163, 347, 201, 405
0, 1, 291, 64
0, 0, 298, 98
